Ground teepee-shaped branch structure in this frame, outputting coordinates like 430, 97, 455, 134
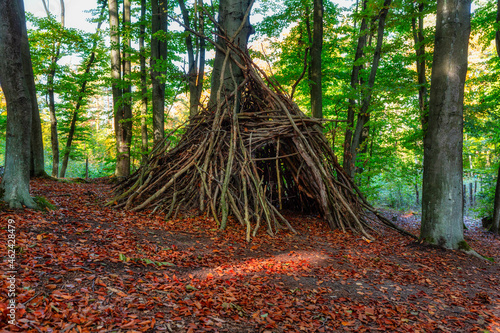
110, 36, 414, 241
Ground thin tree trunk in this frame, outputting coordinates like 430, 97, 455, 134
492, 166, 500, 233
42, 0, 65, 177
140, 0, 148, 165
349, 0, 392, 177
421, 0, 471, 249
411, 0, 428, 135
108, 0, 128, 178
151, 0, 168, 144
490, 0, 500, 234
310, 0, 323, 119
0, 0, 37, 208
195, 0, 206, 111
178, 0, 198, 116
120, 0, 132, 176
178, 0, 205, 117
59, 3, 106, 178
343, 0, 368, 177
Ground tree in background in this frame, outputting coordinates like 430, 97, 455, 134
421, 0, 472, 249
139, 0, 149, 164
490, 0, 500, 234
59, 1, 107, 178
151, 0, 169, 144
411, 0, 429, 134
343, 0, 392, 178
42, 0, 65, 177
310, 0, 323, 119
0, 0, 38, 208
178, 0, 206, 117
109, 0, 132, 178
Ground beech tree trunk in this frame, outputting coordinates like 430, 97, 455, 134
310, 0, 323, 119
343, 0, 368, 177
490, 0, 500, 234
349, 0, 391, 172
344, 0, 391, 178
411, 0, 428, 135
0, 0, 37, 208
151, 0, 168, 144
421, 0, 471, 249
18, 0, 46, 178
209, 0, 253, 110
42, 0, 65, 177
196, 0, 206, 115
178, 0, 206, 117
140, 0, 149, 165
109, 0, 129, 178
120, 0, 132, 177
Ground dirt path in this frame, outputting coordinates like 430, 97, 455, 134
1, 179, 499, 332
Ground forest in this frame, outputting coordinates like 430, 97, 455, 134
0, 0, 499, 332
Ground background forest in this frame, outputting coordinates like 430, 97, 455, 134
0, 0, 498, 217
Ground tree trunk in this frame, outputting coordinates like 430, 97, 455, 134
310, 0, 323, 119
490, 0, 500, 234
208, 0, 253, 110
349, 0, 392, 177
411, 0, 428, 135
59, 3, 106, 178
178, 0, 206, 117
120, 0, 132, 176
151, 0, 168, 144
0, 0, 37, 208
42, 0, 65, 177
108, 0, 128, 178
421, 0, 471, 249
140, 0, 149, 165
19, 1, 46, 178
178, 0, 196, 116
195, 0, 206, 114
491, 166, 500, 233
343, 0, 368, 177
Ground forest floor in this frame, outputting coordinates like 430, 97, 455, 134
0, 178, 499, 333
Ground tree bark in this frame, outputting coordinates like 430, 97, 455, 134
492, 167, 500, 233
151, 0, 168, 144
140, 0, 148, 165
42, 0, 65, 177
310, 0, 323, 119
178, 0, 206, 117
0, 0, 37, 208
349, 0, 391, 175
411, 0, 428, 135
59, 3, 106, 178
421, 0, 471, 249
195, 0, 206, 114
343, 0, 368, 177
120, 0, 132, 177
208, 0, 253, 110
490, 0, 500, 234
108, 0, 128, 178
19, 0, 46, 178
344, 0, 392, 177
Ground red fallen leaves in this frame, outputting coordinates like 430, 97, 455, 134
0, 178, 499, 332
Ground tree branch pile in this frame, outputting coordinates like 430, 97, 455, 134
110, 43, 415, 241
